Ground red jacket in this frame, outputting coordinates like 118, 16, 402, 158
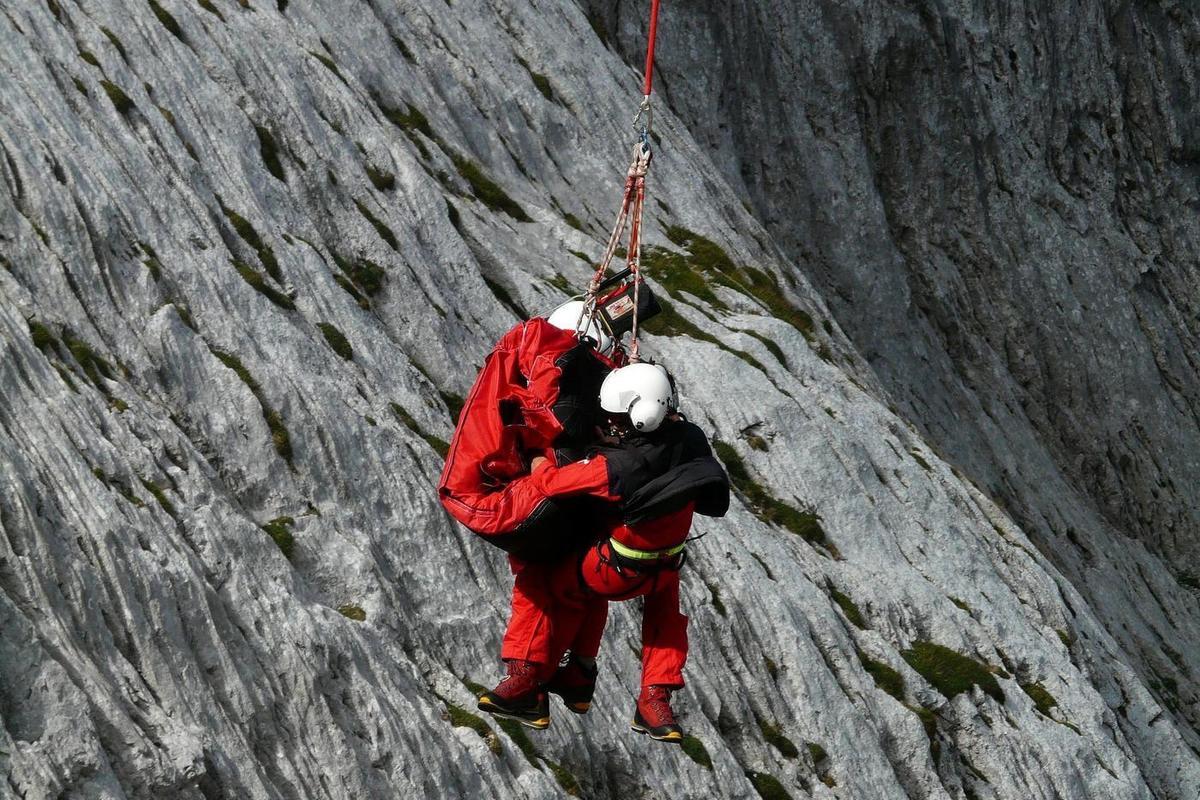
438, 320, 613, 542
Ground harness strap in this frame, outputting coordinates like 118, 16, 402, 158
608, 536, 685, 561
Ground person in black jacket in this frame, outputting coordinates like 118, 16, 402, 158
478, 363, 730, 743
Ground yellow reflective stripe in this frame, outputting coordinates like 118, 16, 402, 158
608, 537, 685, 561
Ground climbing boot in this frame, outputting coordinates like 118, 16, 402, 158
545, 655, 598, 714
477, 660, 550, 729
631, 685, 683, 743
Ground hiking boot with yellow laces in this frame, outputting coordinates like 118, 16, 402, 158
477, 659, 550, 729
631, 684, 683, 743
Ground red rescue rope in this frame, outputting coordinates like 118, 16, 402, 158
643, 0, 661, 96
580, 1, 662, 363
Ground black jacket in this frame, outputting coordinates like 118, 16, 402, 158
596, 418, 730, 525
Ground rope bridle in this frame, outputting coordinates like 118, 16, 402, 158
576, 0, 662, 364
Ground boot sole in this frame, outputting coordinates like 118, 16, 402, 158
548, 693, 591, 714
477, 696, 550, 730
630, 720, 683, 743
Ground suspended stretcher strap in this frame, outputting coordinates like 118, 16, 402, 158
578, 0, 662, 362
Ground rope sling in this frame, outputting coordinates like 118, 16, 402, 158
576, 0, 662, 364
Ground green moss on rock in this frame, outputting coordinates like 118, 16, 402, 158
265, 410, 292, 462
389, 403, 449, 457
101, 27, 128, 60
337, 605, 366, 621
746, 771, 793, 800
62, 328, 118, 390
210, 348, 294, 464
680, 735, 712, 769
28, 320, 57, 353
377, 97, 434, 138
220, 203, 282, 281
1021, 682, 1058, 716
332, 252, 386, 297
197, 0, 225, 19
757, 717, 799, 759
318, 322, 353, 360
713, 440, 831, 551
366, 164, 395, 191
494, 718, 538, 766
449, 152, 531, 222
233, 259, 295, 310
546, 273, 572, 293
901, 641, 1004, 703
830, 586, 866, 629
255, 125, 285, 181
482, 275, 528, 318
642, 245, 729, 310
859, 651, 905, 700
543, 760, 580, 796
354, 200, 399, 250
114, 479, 145, 508
101, 80, 136, 114
261, 516, 295, 559
949, 596, 972, 613
640, 299, 767, 374
657, 225, 820, 344
308, 50, 344, 80
139, 478, 176, 517
148, 0, 185, 41
443, 701, 498, 753
440, 391, 465, 425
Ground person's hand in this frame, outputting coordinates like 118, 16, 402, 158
593, 424, 619, 446
530, 456, 549, 472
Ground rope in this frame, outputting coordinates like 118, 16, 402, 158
643, 0, 661, 96
579, 0, 662, 362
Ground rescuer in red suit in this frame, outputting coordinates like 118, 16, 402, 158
438, 297, 641, 708
477, 363, 730, 742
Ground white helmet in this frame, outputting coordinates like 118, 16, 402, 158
546, 300, 613, 355
600, 362, 675, 432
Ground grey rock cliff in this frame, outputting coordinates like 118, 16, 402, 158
0, 2, 1196, 799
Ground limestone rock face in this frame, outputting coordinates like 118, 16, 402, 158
0, 2, 1196, 799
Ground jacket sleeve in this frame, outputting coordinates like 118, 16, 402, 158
527, 455, 618, 501
511, 320, 571, 446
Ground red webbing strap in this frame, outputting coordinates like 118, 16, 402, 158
643, 0, 661, 96
579, 0, 661, 360
627, 168, 646, 360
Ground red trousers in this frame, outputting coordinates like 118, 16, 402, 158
499, 457, 615, 677
501, 503, 693, 689
500, 556, 608, 678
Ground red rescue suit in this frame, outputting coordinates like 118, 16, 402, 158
497, 457, 618, 670
500, 420, 730, 685
551, 502, 694, 688
438, 317, 619, 564
436, 318, 617, 664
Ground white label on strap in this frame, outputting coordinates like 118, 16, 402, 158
605, 294, 635, 319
